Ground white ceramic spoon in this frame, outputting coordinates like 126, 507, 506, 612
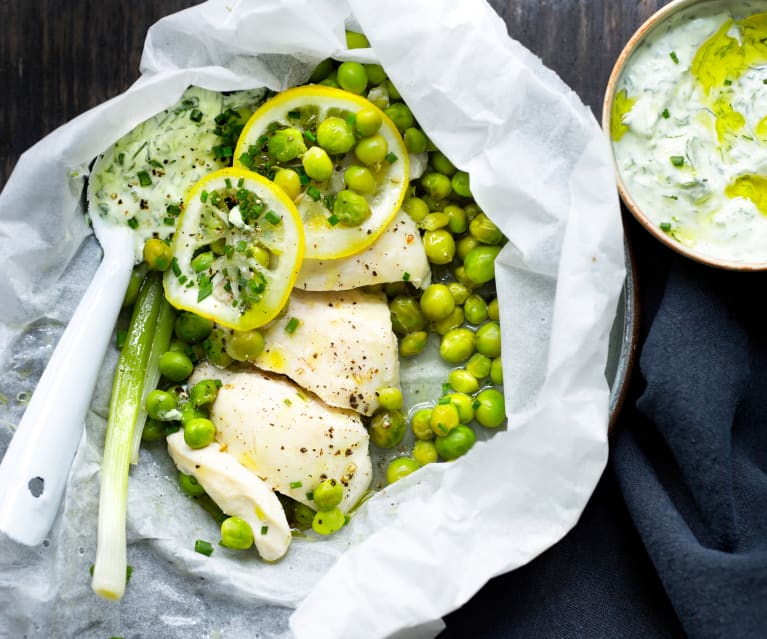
0, 213, 135, 546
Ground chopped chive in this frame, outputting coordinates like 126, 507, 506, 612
346, 113, 356, 126
194, 539, 214, 556
237, 177, 244, 187
126, 217, 139, 229
283, 398, 292, 406
116, 330, 127, 349
166, 203, 181, 215
724, 79, 732, 86
304, 130, 317, 143
438, 397, 451, 405
197, 275, 213, 302
385, 152, 398, 164
224, 245, 234, 258
402, 272, 411, 282
662, 108, 670, 119
189, 109, 203, 122
287, 110, 301, 120
660, 222, 672, 232
306, 185, 321, 201
265, 210, 282, 225
116, 152, 125, 166
200, 190, 209, 202
472, 400, 481, 410
437, 423, 448, 434
327, 214, 340, 226
137, 170, 152, 187
670, 155, 685, 167
306, 490, 314, 501
298, 170, 310, 186
441, 383, 451, 395
148, 159, 163, 169
171, 258, 181, 277
285, 317, 300, 334
177, 275, 187, 285
163, 216, 176, 226
225, 178, 232, 189
290, 480, 303, 489
669, 51, 679, 64
260, 525, 269, 535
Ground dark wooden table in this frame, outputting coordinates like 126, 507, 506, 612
0, 1, 680, 636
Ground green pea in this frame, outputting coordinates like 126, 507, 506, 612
268, 127, 307, 162
175, 312, 214, 343
490, 357, 504, 385
273, 168, 302, 200
451, 171, 472, 197
423, 229, 456, 265
210, 238, 227, 255
463, 245, 502, 285
355, 134, 388, 165
411, 408, 434, 440
469, 213, 504, 245
317, 116, 356, 155
402, 196, 429, 222
383, 103, 415, 133
474, 388, 506, 428
159, 351, 194, 382
334, 189, 371, 226
337, 61, 368, 94
146, 389, 178, 421
454, 265, 479, 289
312, 507, 346, 535
178, 471, 205, 497
355, 107, 382, 137
123, 265, 147, 307
456, 235, 480, 261
488, 297, 500, 321
308, 58, 334, 83
313, 478, 343, 510
475, 321, 501, 358
220, 516, 254, 550
430, 402, 460, 436
430, 151, 457, 176
464, 295, 489, 325
399, 331, 428, 357
385, 80, 402, 100
439, 328, 475, 364
390, 296, 426, 334
465, 202, 483, 220
344, 165, 377, 194
377, 386, 403, 410
189, 379, 221, 409
448, 369, 479, 394
292, 502, 316, 529
444, 204, 468, 234
386, 457, 420, 484
143, 238, 173, 272
404, 127, 428, 154
466, 353, 492, 380
345, 30, 369, 49
302, 146, 334, 181
203, 328, 233, 368
364, 63, 387, 85
141, 418, 168, 442
368, 409, 407, 448
419, 212, 450, 232
435, 424, 476, 460
319, 77, 340, 89
420, 172, 452, 200
249, 244, 271, 268
225, 329, 265, 362
445, 392, 475, 424
191, 251, 214, 273
413, 440, 438, 466
419, 283, 455, 321
184, 417, 216, 449
447, 282, 472, 305
431, 306, 464, 336
180, 401, 207, 425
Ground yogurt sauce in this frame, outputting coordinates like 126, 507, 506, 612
612, 1, 767, 263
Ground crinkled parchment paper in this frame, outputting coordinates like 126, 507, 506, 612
0, 0, 625, 637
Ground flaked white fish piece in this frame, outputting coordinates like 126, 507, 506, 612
166, 430, 291, 561
294, 210, 431, 291
255, 288, 399, 415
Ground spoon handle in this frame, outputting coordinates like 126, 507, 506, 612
0, 237, 134, 546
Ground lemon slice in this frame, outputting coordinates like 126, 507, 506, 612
164, 167, 304, 330
234, 85, 409, 260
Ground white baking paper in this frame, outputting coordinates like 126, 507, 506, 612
0, 0, 625, 637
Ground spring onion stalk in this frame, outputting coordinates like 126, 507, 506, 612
129, 297, 176, 463
92, 273, 163, 600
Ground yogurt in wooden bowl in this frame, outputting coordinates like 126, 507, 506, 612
604, 0, 767, 269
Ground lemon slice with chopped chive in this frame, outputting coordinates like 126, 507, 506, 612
164, 167, 304, 330
234, 85, 409, 260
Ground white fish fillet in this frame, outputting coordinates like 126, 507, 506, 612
255, 288, 399, 415
294, 210, 431, 291
166, 430, 292, 561
191, 363, 372, 514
